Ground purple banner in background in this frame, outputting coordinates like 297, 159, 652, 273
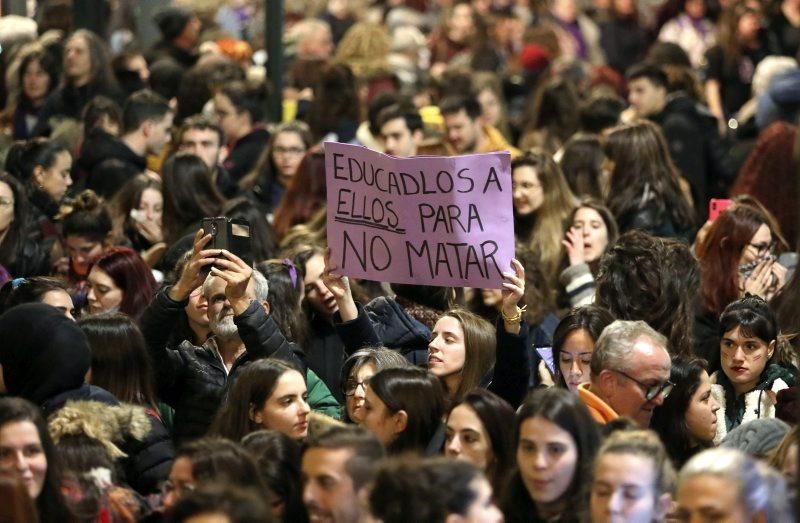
325, 142, 515, 288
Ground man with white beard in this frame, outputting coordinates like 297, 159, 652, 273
141, 230, 305, 442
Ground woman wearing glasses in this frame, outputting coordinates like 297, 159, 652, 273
707, 296, 797, 443
340, 347, 409, 424
240, 121, 313, 215
695, 202, 788, 372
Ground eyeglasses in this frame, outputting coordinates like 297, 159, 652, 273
273, 146, 306, 156
747, 241, 776, 257
612, 369, 674, 401
343, 378, 369, 396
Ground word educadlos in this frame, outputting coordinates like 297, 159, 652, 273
325, 142, 514, 288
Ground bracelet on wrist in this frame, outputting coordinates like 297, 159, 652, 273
501, 304, 527, 324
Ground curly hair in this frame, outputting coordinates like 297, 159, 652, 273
596, 230, 699, 356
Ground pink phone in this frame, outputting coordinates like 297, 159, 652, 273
708, 198, 733, 221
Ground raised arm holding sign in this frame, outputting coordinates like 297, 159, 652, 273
325, 142, 516, 288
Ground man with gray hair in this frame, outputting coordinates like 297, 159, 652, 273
141, 229, 305, 443
577, 320, 673, 428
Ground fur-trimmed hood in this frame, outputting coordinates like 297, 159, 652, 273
48, 400, 152, 459
709, 369, 791, 444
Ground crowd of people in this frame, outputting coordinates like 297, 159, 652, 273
0, 0, 798, 521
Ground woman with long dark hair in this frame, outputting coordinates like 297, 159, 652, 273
5, 138, 73, 242
240, 121, 313, 214
161, 152, 225, 247
651, 357, 720, 468
445, 388, 515, 496
552, 306, 615, 392
0, 173, 49, 278
210, 359, 311, 442
501, 387, 600, 523
604, 121, 694, 239
0, 397, 72, 522
8, 45, 60, 139
362, 367, 447, 455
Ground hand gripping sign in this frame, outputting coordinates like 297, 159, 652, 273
325, 142, 514, 288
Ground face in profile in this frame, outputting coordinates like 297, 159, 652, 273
683, 370, 720, 445
428, 316, 467, 389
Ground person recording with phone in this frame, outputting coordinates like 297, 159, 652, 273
140, 228, 306, 443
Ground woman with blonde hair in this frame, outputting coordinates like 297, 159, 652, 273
512, 149, 576, 283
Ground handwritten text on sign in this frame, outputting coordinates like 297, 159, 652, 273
325, 142, 514, 288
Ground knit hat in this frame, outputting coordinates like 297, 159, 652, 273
0, 303, 91, 405
154, 6, 193, 41
519, 44, 552, 74
720, 418, 790, 458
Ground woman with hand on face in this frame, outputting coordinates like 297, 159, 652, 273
650, 357, 721, 468
559, 200, 618, 307
110, 175, 165, 264
340, 348, 409, 424
590, 430, 675, 523
552, 306, 615, 393
324, 250, 531, 408
0, 397, 72, 522
445, 388, 515, 497
708, 296, 797, 443
502, 387, 600, 523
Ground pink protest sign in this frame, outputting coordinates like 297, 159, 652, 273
325, 142, 515, 288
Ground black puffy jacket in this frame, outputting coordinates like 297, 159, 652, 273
140, 287, 307, 443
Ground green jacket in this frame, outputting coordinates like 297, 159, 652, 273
307, 369, 342, 420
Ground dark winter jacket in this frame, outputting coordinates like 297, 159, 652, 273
222, 127, 271, 182
140, 287, 307, 443
3, 237, 50, 278
0, 303, 174, 494
33, 83, 124, 137
81, 129, 147, 198
651, 93, 733, 207
305, 312, 347, 403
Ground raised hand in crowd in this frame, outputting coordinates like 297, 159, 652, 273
500, 258, 525, 335
168, 229, 221, 301
562, 226, 586, 267
322, 247, 357, 322
209, 250, 254, 315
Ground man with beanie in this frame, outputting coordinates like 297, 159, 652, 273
146, 5, 201, 69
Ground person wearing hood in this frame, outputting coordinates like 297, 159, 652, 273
146, 5, 201, 70
0, 303, 174, 494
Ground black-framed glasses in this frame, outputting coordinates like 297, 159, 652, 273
612, 369, 674, 401
342, 378, 368, 397
747, 241, 776, 257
